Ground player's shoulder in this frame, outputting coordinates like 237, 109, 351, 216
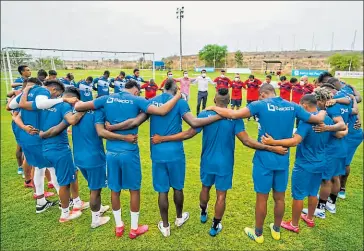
14, 77, 24, 83
199, 110, 216, 118
324, 114, 333, 125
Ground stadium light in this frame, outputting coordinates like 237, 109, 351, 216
176, 6, 184, 71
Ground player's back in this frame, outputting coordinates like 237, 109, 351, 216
248, 97, 310, 170
78, 80, 93, 101
72, 109, 105, 168
13, 77, 24, 90
295, 115, 333, 172
40, 102, 71, 151
149, 93, 189, 162
197, 110, 242, 176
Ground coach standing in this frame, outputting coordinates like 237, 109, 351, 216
192, 69, 215, 115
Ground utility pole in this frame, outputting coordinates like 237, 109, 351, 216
311, 33, 315, 51
176, 6, 184, 71
349, 30, 357, 71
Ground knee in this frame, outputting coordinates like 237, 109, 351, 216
273, 194, 285, 204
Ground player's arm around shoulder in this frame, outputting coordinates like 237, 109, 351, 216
146, 90, 182, 116
63, 103, 85, 126
39, 120, 69, 139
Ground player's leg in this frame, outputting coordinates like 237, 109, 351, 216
230, 99, 236, 110
169, 159, 189, 228
107, 151, 125, 237
47, 167, 60, 194
246, 100, 252, 121
200, 171, 213, 223
302, 172, 322, 227
122, 150, 148, 239
327, 158, 345, 213
197, 91, 203, 115
15, 144, 23, 175
236, 99, 242, 110
23, 158, 34, 188
71, 170, 89, 211
202, 92, 208, 111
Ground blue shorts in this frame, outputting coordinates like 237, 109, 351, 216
291, 165, 322, 200
152, 159, 186, 192
231, 99, 242, 107
43, 148, 76, 186
79, 166, 107, 190
22, 144, 50, 168
106, 150, 141, 192
200, 171, 233, 191
345, 136, 362, 166
253, 164, 288, 194
322, 157, 346, 180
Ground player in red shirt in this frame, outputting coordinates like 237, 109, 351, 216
278, 76, 292, 101
160, 71, 177, 89
229, 74, 245, 110
243, 75, 262, 121
291, 77, 305, 104
301, 76, 314, 94
141, 79, 159, 100
213, 69, 232, 91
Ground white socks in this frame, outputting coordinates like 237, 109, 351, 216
130, 211, 139, 230
92, 211, 100, 225
73, 196, 82, 207
113, 209, 123, 227
47, 167, 60, 194
34, 167, 46, 205
61, 207, 70, 219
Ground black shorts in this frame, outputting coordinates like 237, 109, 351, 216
231, 99, 242, 107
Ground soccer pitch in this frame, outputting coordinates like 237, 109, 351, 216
1, 70, 363, 251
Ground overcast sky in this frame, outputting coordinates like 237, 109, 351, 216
1, 1, 363, 59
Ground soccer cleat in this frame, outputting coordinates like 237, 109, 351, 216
59, 210, 82, 223
200, 206, 208, 223
33, 191, 55, 200
209, 223, 223, 237
269, 223, 281, 240
91, 216, 110, 229
338, 191, 346, 200
115, 225, 125, 237
17, 167, 23, 175
100, 205, 110, 215
158, 221, 171, 237
244, 227, 264, 244
36, 200, 57, 214
58, 199, 74, 209
129, 225, 149, 239
24, 181, 34, 188
175, 212, 190, 227
47, 182, 54, 189
301, 214, 315, 228
325, 202, 336, 214
73, 201, 90, 212
281, 220, 299, 233
302, 208, 326, 219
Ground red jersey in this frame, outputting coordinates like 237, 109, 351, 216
141, 82, 159, 99
213, 77, 232, 90
229, 81, 245, 100
278, 81, 293, 101
291, 84, 305, 104
243, 79, 262, 101
303, 83, 314, 94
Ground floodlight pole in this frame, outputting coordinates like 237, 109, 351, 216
176, 6, 184, 71
5, 48, 14, 87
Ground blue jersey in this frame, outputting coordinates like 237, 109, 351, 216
125, 75, 145, 87
247, 97, 311, 170
93, 76, 110, 97
295, 114, 334, 173
77, 80, 94, 101
93, 92, 151, 152
110, 77, 126, 93
149, 93, 190, 163
59, 78, 75, 88
195, 110, 245, 176
326, 102, 351, 158
13, 77, 25, 90
72, 109, 105, 169
39, 102, 72, 152
15, 85, 51, 145
11, 108, 21, 141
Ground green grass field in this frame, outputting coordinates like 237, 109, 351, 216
1, 69, 363, 251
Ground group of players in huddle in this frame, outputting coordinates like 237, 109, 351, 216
5, 65, 363, 243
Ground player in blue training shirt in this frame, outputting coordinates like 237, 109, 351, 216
151, 88, 287, 237
11, 65, 31, 90
93, 70, 111, 97
59, 73, 76, 88
109, 71, 127, 93
48, 70, 58, 80
261, 94, 348, 233
75, 79, 182, 239
75, 76, 94, 101
205, 84, 326, 243
9, 79, 80, 214
125, 68, 147, 88
104, 79, 222, 237
38, 86, 88, 223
